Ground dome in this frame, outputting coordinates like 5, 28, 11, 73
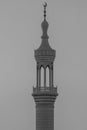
34, 3, 56, 64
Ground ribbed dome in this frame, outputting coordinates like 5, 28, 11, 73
34, 3, 56, 64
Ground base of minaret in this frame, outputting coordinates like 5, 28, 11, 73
32, 93, 58, 130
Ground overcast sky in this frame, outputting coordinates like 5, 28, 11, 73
0, 0, 87, 130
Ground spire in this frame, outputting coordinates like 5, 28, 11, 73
43, 2, 47, 20
41, 2, 49, 39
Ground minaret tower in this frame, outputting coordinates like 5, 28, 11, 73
32, 3, 58, 130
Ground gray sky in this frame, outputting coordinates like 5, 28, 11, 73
0, 0, 87, 130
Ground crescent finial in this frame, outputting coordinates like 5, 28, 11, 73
44, 2, 47, 8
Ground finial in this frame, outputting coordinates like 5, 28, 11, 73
43, 2, 47, 20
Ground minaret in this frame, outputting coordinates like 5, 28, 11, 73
32, 3, 58, 130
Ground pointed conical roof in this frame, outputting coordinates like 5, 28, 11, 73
35, 3, 56, 63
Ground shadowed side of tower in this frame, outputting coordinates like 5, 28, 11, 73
32, 3, 58, 130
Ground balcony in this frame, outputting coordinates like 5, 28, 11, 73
32, 86, 58, 95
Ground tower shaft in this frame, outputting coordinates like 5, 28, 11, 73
36, 96, 54, 130
32, 92, 58, 130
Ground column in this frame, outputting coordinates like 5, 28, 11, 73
51, 64, 53, 87
38, 67, 41, 87
37, 65, 38, 88
44, 68, 46, 88
49, 67, 51, 87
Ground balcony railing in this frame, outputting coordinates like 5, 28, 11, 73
33, 86, 57, 94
